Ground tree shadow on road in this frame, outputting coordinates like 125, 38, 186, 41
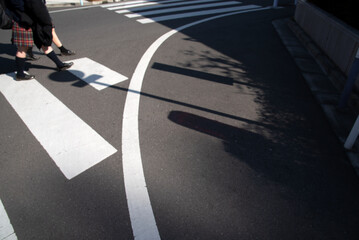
144, 7, 359, 240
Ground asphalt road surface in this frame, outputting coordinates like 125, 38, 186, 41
1, 0, 359, 239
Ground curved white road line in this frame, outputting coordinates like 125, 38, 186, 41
122, 6, 271, 240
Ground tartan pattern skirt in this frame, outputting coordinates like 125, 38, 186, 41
12, 21, 34, 47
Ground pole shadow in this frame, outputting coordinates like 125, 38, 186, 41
152, 62, 235, 85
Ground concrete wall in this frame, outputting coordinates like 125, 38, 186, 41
294, 0, 359, 77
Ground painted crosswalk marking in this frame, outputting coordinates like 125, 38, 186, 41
102, 0, 153, 8
108, 2, 158, 11
103, 0, 261, 24
138, 4, 260, 23
122, 0, 222, 13
125, 1, 241, 18
104, 0, 181, 10
0, 199, 17, 240
0, 73, 117, 180
66, 57, 128, 91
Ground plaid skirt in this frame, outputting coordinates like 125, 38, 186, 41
12, 21, 34, 47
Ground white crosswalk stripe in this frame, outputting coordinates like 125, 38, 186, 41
102, 0, 181, 10
124, 0, 220, 12
0, 62, 124, 179
125, 1, 241, 18
103, 0, 261, 24
114, 0, 217, 14
108, 2, 158, 11
0, 199, 17, 240
0, 59, 127, 238
101, 0, 153, 8
67, 57, 128, 91
139, 4, 260, 23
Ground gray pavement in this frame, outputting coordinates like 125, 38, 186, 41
44, 1, 359, 177
1, 2, 359, 238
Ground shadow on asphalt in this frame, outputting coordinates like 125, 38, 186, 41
148, 4, 359, 239
2, 1, 359, 239
46, 5, 359, 239
0, 43, 16, 74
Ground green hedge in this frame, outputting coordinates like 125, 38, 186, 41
307, 0, 358, 30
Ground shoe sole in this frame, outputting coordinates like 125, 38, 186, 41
16, 76, 35, 81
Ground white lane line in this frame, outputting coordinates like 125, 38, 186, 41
49, 5, 99, 13
122, 6, 270, 240
49, 0, 153, 13
0, 73, 117, 180
126, 0, 222, 13
126, 1, 241, 18
0, 199, 17, 240
67, 57, 128, 91
108, 0, 182, 11
102, 0, 150, 8
115, 9, 130, 14
108, 2, 157, 11
138, 4, 261, 23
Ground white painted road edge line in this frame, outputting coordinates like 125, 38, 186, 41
49, 5, 99, 13
0, 199, 17, 240
122, 6, 271, 240
0, 73, 117, 180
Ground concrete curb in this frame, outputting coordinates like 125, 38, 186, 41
273, 18, 359, 177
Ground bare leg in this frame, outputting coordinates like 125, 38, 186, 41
52, 28, 75, 56
41, 45, 54, 55
16, 46, 27, 58
52, 28, 62, 48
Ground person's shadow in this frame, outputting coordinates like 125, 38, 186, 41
0, 43, 17, 74
49, 69, 103, 88
0, 43, 55, 74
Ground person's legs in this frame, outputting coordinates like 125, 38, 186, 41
16, 46, 26, 58
42, 45, 73, 71
15, 46, 35, 80
52, 28, 62, 48
26, 47, 40, 61
52, 28, 75, 56
12, 22, 35, 80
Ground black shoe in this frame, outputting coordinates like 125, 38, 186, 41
16, 73, 35, 81
60, 49, 75, 56
26, 54, 40, 61
57, 62, 74, 71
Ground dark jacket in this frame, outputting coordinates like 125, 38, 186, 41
24, 0, 52, 48
0, 0, 13, 29
5, 0, 33, 29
